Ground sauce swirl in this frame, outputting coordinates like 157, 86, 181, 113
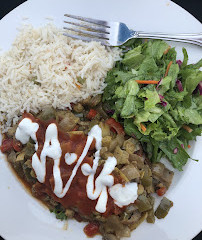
15, 113, 138, 215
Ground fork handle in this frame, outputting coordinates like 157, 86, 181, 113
136, 32, 202, 47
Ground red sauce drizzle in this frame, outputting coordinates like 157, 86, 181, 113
23, 113, 124, 217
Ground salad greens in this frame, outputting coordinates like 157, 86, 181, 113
103, 39, 202, 171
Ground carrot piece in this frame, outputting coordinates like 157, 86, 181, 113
188, 144, 191, 149
135, 80, 159, 84
164, 61, 173, 77
140, 123, 147, 132
182, 125, 193, 133
163, 46, 171, 55
75, 83, 81, 89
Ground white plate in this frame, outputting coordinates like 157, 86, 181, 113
0, 0, 202, 240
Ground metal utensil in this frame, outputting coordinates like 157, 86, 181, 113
64, 14, 202, 47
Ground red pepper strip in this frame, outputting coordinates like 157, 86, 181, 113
84, 222, 100, 237
105, 118, 125, 135
0, 139, 14, 153
87, 109, 97, 120
156, 187, 167, 196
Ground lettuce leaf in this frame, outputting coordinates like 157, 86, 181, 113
144, 40, 169, 60
159, 137, 190, 171
103, 39, 202, 171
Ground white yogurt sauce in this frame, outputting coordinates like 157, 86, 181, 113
109, 183, 138, 208
15, 117, 138, 213
81, 125, 117, 213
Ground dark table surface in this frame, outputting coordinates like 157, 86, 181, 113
0, 0, 201, 240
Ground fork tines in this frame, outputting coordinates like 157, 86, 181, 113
63, 13, 110, 45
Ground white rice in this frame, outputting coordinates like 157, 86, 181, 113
0, 24, 121, 132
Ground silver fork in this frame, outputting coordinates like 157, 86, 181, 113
64, 14, 202, 47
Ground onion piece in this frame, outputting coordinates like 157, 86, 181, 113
160, 101, 167, 107
198, 81, 202, 95
176, 60, 182, 67
158, 94, 164, 101
156, 78, 163, 90
173, 148, 178, 154
176, 79, 183, 92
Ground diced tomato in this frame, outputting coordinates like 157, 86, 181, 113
156, 187, 167, 196
105, 118, 125, 135
87, 109, 97, 120
0, 138, 13, 153
13, 140, 22, 152
84, 222, 100, 237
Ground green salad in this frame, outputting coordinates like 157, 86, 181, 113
103, 39, 202, 171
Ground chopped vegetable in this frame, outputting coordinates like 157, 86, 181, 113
114, 146, 129, 164
73, 103, 84, 113
182, 125, 193, 133
105, 118, 124, 135
176, 79, 183, 92
50, 205, 67, 221
121, 164, 140, 180
0, 138, 13, 153
87, 109, 97, 120
103, 39, 202, 170
155, 197, 173, 219
135, 80, 159, 84
163, 46, 171, 55
13, 140, 22, 152
140, 123, 147, 132
164, 61, 173, 77
136, 193, 152, 212
156, 187, 166, 196
84, 222, 100, 237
